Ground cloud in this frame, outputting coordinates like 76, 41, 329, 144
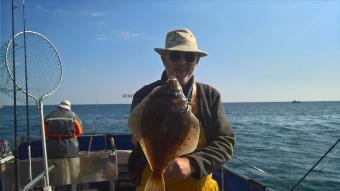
34, 4, 67, 15
53, 9, 67, 15
96, 21, 106, 27
80, 10, 104, 17
96, 34, 113, 41
34, 5, 47, 11
115, 30, 144, 40
96, 30, 145, 42
91, 12, 104, 17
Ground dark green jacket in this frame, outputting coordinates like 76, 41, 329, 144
128, 72, 235, 183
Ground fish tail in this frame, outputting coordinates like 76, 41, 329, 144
144, 173, 165, 191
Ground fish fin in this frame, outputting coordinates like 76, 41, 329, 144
145, 173, 165, 191
139, 138, 154, 171
128, 86, 161, 141
128, 102, 144, 141
128, 94, 150, 141
176, 112, 200, 156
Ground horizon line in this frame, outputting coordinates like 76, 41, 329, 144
1, 100, 340, 107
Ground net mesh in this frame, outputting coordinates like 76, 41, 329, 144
5, 31, 62, 99
0, 41, 34, 104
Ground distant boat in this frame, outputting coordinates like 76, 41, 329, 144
292, 100, 301, 103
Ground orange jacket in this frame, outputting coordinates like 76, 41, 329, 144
44, 110, 83, 140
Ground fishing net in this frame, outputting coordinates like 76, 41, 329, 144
0, 41, 34, 104
4, 31, 62, 100
2, 31, 62, 188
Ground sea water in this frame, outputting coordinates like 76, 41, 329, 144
0, 102, 339, 191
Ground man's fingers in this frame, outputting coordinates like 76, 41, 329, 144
164, 162, 173, 177
164, 160, 187, 181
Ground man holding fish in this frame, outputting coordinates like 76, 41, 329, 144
128, 28, 235, 191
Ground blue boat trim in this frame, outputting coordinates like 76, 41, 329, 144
17, 133, 270, 191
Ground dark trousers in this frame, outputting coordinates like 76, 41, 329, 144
46, 138, 79, 159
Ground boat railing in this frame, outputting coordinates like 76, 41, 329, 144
22, 164, 55, 191
4, 133, 271, 191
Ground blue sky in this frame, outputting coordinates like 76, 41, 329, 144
1, 0, 339, 104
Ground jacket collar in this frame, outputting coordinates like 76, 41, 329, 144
160, 70, 194, 97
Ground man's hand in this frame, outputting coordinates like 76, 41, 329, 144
164, 157, 195, 181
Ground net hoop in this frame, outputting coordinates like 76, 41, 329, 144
4, 30, 63, 100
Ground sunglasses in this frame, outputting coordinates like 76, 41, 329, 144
168, 51, 197, 62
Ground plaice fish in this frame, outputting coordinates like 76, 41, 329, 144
128, 76, 200, 191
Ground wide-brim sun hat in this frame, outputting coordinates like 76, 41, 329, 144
154, 28, 208, 57
58, 100, 71, 111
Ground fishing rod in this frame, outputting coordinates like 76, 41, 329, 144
11, 0, 20, 190
22, 0, 33, 183
234, 156, 293, 190
290, 137, 340, 191
87, 99, 99, 155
